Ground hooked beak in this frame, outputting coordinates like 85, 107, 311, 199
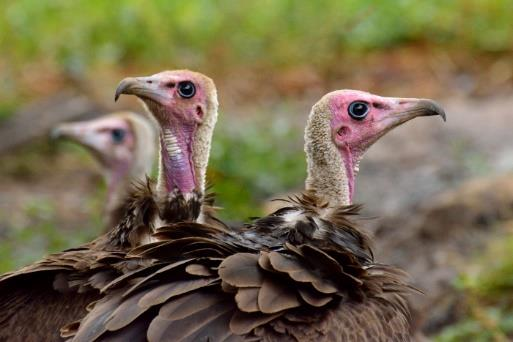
115, 76, 168, 104
363, 97, 446, 150
415, 99, 446, 122
384, 98, 446, 126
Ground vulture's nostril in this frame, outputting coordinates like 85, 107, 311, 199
196, 106, 204, 118
338, 126, 350, 136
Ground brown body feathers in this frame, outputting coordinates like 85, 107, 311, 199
69, 192, 415, 341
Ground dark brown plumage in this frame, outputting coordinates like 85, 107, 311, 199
69, 193, 415, 342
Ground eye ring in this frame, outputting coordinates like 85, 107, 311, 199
348, 101, 369, 120
111, 128, 126, 144
177, 81, 196, 99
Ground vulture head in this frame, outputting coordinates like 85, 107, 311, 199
115, 70, 218, 198
305, 90, 446, 206
52, 112, 157, 227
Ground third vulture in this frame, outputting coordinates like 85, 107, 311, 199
52, 111, 157, 229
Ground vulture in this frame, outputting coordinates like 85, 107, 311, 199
69, 90, 445, 341
0, 70, 220, 341
52, 111, 157, 229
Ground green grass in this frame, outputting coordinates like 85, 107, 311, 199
3, 1, 512, 67
0, 193, 103, 273
436, 309, 513, 342
436, 233, 513, 341
0, 141, 105, 272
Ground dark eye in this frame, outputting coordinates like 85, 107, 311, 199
177, 81, 196, 99
111, 129, 125, 143
348, 101, 369, 120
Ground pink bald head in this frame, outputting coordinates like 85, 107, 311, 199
306, 89, 445, 204
116, 70, 212, 128
115, 70, 217, 194
328, 89, 445, 156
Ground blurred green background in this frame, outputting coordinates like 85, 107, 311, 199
1, 1, 513, 340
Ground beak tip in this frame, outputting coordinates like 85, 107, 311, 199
114, 83, 126, 102
114, 78, 132, 103
433, 102, 447, 122
418, 99, 447, 122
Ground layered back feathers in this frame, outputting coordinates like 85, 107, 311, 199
69, 193, 415, 341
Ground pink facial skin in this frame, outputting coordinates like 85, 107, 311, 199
54, 116, 135, 169
115, 70, 210, 194
328, 90, 445, 202
129, 71, 206, 125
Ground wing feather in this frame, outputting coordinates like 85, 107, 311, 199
218, 253, 263, 287
257, 277, 300, 314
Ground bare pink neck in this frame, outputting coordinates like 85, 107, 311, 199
159, 124, 197, 194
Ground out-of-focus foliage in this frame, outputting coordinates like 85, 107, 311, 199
1, 0, 513, 107
209, 112, 305, 220
0, 199, 102, 272
0, 142, 105, 272
436, 232, 513, 341
2, 0, 512, 71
